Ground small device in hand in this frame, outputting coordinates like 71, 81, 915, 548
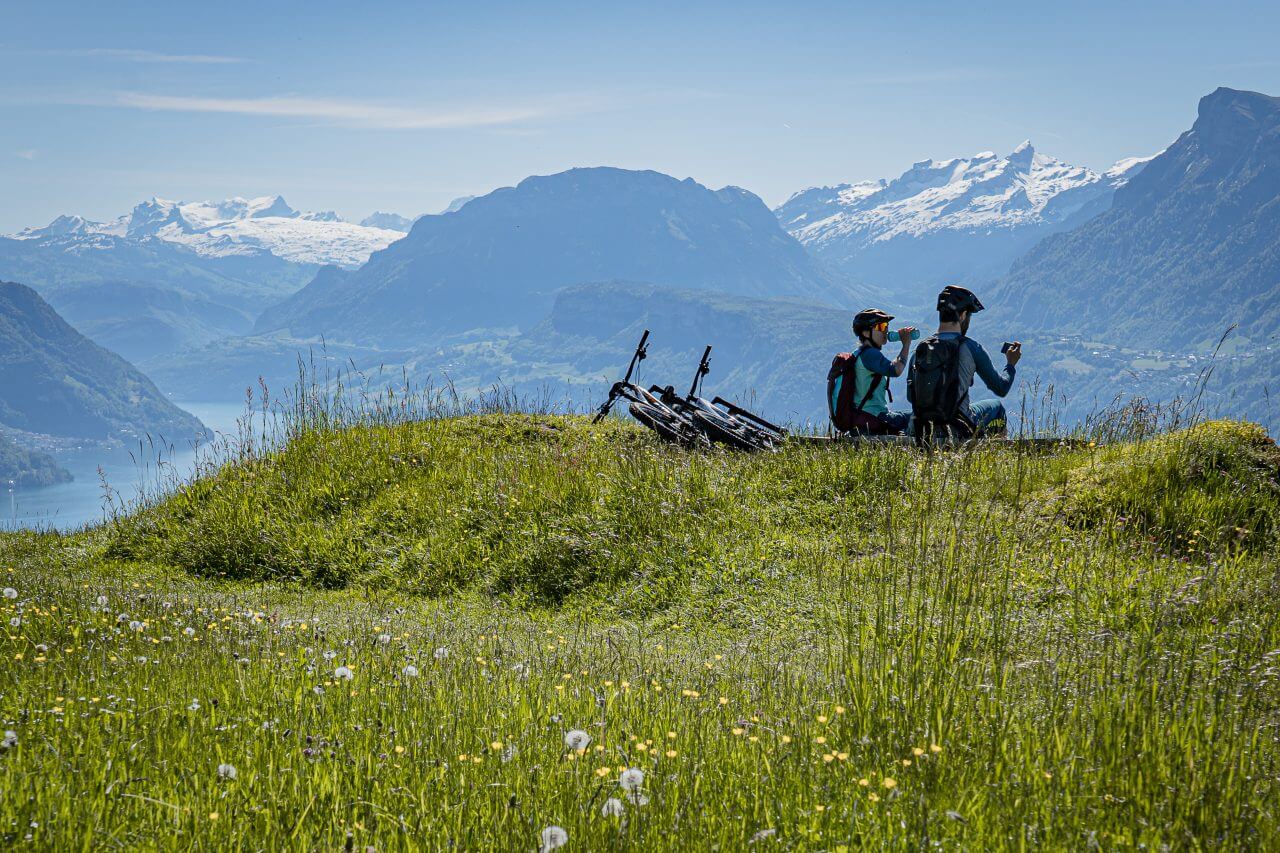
1001, 341, 1013, 354
888, 329, 921, 343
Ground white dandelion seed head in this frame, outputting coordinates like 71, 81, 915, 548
2, 588, 17, 600
116, 613, 129, 623
501, 745, 517, 763
334, 666, 354, 681
619, 767, 645, 791
539, 825, 568, 851
129, 621, 144, 632
216, 763, 237, 780
376, 633, 391, 645
183, 627, 196, 637
187, 700, 201, 711
601, 797, 626, 817
564, 729, 591, 750
135, 656, 148, 664
512, 662, 527, 675
96, 595, 109, 607
1, 730, 16, 749
625, 790, 650, 807
34, 644, 47, 653
433, 646, 450, 660
312, 686, 325, 696
322, 650, 337, 661
237, 657, 250, 666
8, 617, 19, 627
401, 664, 419, 678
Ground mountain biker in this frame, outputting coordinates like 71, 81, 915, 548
827, 308, 917, 435
907, 285, 1021, 439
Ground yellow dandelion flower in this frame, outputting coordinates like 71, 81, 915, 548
814, 804, 826, 812
394, 745, 405, 754
817, 715, 828, 724
868, 793, 880, 802
882, 777, 897, 789
732, 727, 745, 736
490, 741, 503, 751
931, 744, 942, 753
858, 778, 869, 787
912, 747, 924, 757
666, 731, 676, 739
781, 735, 792, 744
596, 767, 611, 777
718, 697, 729, 706
815, 736, 827, 745
902, 759, 912, 767
822, 753, 835, 763
665, 750, 678, 758
834, 705, 845, 714
837, 752, 848, 761
208, 812, 219, 820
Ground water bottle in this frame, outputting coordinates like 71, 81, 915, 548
887, 329, 921, 343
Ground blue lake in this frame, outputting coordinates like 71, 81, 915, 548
3, 401, 253, 532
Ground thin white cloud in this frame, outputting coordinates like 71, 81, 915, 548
110, 91, 581, 129
14, 149, 37, 160
39, 48, 246, 64
848, 68, 997, 86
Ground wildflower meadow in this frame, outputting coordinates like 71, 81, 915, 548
1, 398, 1278, 848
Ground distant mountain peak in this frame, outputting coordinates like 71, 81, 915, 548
360, 211, 417, 231
775, 142, 1151, 301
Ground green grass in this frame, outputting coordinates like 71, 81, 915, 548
1, 408, 1278, 849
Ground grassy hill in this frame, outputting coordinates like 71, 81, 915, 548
0, 406, 1277, 848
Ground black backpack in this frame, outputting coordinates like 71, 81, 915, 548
907, 335, 972, 438
827, 347, 900, 434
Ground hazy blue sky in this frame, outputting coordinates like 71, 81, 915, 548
3, 0, 1279, 232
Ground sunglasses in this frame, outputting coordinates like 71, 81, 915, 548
871, 321, 890, 333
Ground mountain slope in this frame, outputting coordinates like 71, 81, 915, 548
994, 88, 1280, 351
392, 280, 857, 422
777, 143, 1152, 304
0, 281, 204, 440
256, 167, 867, 346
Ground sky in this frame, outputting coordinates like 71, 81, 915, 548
2, 0, 1279, 233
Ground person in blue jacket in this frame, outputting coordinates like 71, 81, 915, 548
928, 285, 1023, 436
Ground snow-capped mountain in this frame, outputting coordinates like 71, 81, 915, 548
775, 142, 1157, 305
15, 196, 406, 268
359, 211, 417, 232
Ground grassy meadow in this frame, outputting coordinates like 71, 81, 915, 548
1, 393, 1278, 849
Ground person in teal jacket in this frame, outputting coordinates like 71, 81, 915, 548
843, 308, 917, 433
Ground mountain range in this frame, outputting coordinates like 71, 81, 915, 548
16, 195, 405, 268
255, 167, 866, 347
776, 142, 1155, 306
4, 87, 1278, 435
0, 229, 313, 363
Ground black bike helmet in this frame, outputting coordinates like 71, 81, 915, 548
937, 285, 984, 314
852, 308, 895, 334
